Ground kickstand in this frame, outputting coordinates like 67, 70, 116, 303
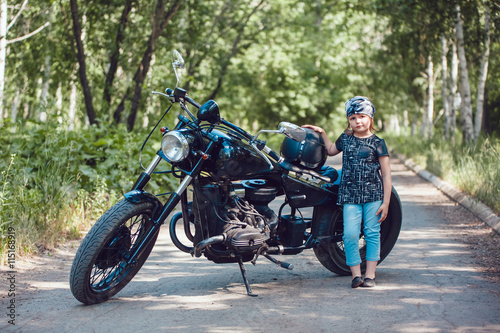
237, 256, 258, 297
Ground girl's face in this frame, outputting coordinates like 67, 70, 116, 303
348, 114, 372, 137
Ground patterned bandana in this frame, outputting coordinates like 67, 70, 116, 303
345, 96, 375, 118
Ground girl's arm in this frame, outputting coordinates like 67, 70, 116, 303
302, 125, 340, 156
377, 155, 392, 223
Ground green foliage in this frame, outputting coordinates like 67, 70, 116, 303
0, 117, 175, 262
386, 134, 500, 213
2, 0, 500, 261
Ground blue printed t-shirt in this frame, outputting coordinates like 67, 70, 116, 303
334, 132, 389, 205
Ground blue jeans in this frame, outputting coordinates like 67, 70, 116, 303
342, 201, 382, 266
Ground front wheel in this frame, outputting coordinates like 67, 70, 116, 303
70, 200, 159, 304
314, 187, 402, 276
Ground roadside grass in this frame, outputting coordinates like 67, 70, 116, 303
0, 119, 175, 265
385, 133, 500, 214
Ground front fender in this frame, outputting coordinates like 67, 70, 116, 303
124, 190, 163, 219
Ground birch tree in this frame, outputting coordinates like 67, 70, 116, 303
441, 34, 450, 139
448, 36, 459, 142
473, 0, 491, 140
456, 4, 474, 143
0, 0, 49, 121
425, 54, 435, 139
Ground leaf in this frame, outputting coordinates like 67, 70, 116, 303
92, 139, 109, 147
78, 165, 95, 178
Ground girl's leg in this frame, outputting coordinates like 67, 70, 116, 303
362, 200, 382, 279
342, 204, 363, 278
350, 264, 362, 279
365, 261, 378, 280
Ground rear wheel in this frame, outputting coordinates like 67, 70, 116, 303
70, 200, 159, 304
314, 187, 402, 276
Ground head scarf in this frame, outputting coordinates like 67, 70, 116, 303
345, 96, 375, 118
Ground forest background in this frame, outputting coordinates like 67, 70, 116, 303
1, 0, 499, 261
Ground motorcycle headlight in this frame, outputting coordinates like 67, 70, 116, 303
161, 131, 190, 162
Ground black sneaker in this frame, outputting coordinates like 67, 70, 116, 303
361, 278, 376, 287
351, 276, 363, 288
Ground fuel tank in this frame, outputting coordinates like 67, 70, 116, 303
203, 129, 274, 181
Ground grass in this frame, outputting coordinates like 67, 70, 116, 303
385, 133, 500, 214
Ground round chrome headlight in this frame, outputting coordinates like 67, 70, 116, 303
161, 131, 190, 162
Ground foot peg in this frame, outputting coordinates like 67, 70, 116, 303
263, 253, 294, 270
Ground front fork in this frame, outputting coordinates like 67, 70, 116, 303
131, 155, 163, 192
124, 141, 216, 265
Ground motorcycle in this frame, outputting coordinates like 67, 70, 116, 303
70, 51, 402, 304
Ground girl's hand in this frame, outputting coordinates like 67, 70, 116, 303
377, 202, 389, 223
302, 124, 324, 134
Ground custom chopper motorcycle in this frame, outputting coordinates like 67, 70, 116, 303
70, 51, 402, 304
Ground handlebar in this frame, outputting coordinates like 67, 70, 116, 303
164, 87, 331, 183
220, 119, 253, 140
166, 87, 201, 109
185, 95, 201, 109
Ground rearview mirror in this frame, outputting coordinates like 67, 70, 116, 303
172, 50, 185, 87
278, 122, 307, 142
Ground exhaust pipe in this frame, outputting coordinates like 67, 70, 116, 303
193, 234, 226, 257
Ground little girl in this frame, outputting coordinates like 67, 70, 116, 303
303, 96, 392, 288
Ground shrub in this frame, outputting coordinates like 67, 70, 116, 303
0, 119, 175, 264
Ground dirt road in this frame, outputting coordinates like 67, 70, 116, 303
2, 157, 500, 332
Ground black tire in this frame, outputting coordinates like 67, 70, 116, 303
70, 200, 159, 305
314, 187, 402, 276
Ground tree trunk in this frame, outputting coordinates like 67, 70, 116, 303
473, 0, 491, 140
56, 83, 62, 123
441, 35, 450, 139
0, 0, 8, 121
403, 109, 409, 134
70, 0, 97, 125
411, 105, 418, 137
10, 89, 19, 122
39, 54, 51, 122
102, 0, 133, 116
125, 0, 181, 131
68, 77, 77, 131
448, 37, 459, 142
456, 5, 474, 143
426, 54, 434, 139
420, 90, 428, 137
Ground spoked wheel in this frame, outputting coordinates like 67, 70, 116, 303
314, 187, 403, 276
70, 200, 159, 304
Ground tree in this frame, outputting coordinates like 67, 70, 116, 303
473, 0, 491, 140
0, 0, 49, 121
102, 0, 134, 115
456, 4, 474, 143
124, 0, 181, 131
69, 0, 96, 125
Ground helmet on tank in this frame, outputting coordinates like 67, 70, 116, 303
280, 127, 327, 170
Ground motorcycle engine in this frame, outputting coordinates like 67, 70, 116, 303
220, 180, 278, 253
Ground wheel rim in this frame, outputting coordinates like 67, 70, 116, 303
89, 212, 152, 293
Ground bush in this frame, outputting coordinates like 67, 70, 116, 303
0, 119, 176, 264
